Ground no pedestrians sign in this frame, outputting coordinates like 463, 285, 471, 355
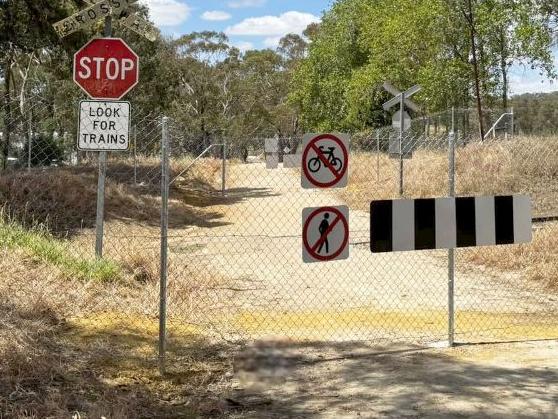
301, 133, 350, 189
302, 205, 350, 263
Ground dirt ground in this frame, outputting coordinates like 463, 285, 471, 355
224, 339, 558, 418
164, 158, 558, 417
170, 159, 558, 343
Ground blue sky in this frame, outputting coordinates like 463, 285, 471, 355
140, 0, 557, 95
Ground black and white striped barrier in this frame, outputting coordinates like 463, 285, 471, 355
370, 195, 532, 253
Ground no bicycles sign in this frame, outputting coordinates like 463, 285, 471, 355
302, 205, 350, 263
301, 133, 350, 189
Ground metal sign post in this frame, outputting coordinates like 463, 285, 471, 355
399, 92, 405, 196
95, 15, 112, 259
382, 83, 421, 197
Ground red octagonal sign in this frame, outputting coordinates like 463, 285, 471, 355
74, 38, 139, 100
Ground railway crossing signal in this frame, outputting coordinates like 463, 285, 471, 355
382, 82, 421, 113
53, 0, 157, 42
382, 82, 422, 195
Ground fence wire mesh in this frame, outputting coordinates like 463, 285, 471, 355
0, 95, 166, 376
162, 111, 558, 347
2, 101, 558, 365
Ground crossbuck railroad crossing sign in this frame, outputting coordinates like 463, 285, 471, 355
53, 0, 157, 42
383, 82, 421, 133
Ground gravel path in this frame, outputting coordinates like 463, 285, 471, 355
171, 160, 558, 342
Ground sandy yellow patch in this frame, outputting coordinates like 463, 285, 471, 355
232, 308, 558, 342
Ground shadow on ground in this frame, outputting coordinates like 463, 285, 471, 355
226, 339, 558, 418
0, 163, 278, 237
2, 300, 558, 418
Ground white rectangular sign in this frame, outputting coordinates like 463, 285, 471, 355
78, 100, 130, 151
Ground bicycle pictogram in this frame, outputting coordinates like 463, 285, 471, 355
301, 133, 350, 189
307, 146, 343, 173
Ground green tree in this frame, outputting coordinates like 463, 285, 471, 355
291, 0, 556, 137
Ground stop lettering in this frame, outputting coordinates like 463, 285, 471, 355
74, 38, 139, 100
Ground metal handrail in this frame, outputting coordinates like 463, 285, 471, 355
170, 143, 224, 185
484, 112, 513, 140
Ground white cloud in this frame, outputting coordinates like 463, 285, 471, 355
140, 0, 191, 27
201, 10, 232, 21
225, 11, 320, 37
233, 41, 255, 52
228, 0, 266, 8
263, 36, 282, 48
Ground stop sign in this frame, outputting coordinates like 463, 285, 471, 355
74, 38, 139, 100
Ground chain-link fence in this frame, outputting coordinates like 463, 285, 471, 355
2, 101, 558, 374
0, 94, 168, 381
160, 109, 558, 356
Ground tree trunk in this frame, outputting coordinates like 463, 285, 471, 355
500, 29, 509, 110
3, 58, 12, 171
466, 0, 485, 141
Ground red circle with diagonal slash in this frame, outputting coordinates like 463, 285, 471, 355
303, 207, 349, 261
302, 134, 349, 188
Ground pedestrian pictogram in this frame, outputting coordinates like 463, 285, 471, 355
302, 133, 350, 189
302, 206, 350, 263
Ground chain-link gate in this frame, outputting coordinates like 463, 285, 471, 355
161, 110, 558, 363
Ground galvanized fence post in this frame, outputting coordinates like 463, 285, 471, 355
27, 112, 32, 171
133, 125, 138, 186
376, 131, 380, 182
159, 116, 170, 375
94, 14, 112, 259
448, 107, 456, 346
222, 141, 227, 195
399, 92, 405, 197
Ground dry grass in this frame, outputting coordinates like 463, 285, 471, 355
343, 136, 558, 287
0, 157, 223, 234
0, 157, 236, 417
0, 295, 233, 418
0, 246, 236, 417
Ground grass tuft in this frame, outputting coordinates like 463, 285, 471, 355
0, 213, 121, 282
